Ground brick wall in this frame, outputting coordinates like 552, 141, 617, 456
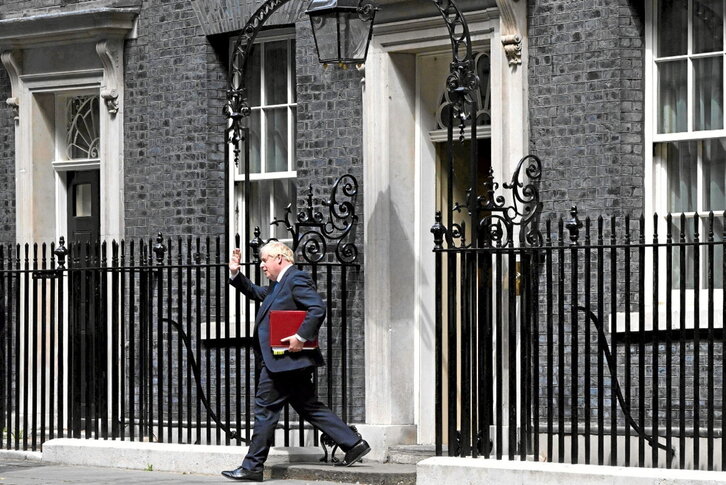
294, 19, 365, 422
123, 0, 224, 240
528, 0, 645, 222
527, 0, 724, 444
0, 0, 366, 430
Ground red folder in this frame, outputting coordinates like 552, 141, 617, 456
269, 310, 319, 353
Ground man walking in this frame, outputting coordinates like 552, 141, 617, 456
222, 241, 369, 482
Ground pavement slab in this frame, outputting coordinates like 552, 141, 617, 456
0, 458, 359, 485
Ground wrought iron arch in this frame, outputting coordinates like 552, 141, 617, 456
224, 0, 480, 165
224, 0, 482, 256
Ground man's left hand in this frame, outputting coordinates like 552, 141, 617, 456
281, 335, 304, 353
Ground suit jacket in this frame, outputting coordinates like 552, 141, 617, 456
230, 266, 326, 373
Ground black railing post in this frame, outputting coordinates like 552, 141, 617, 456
583, 217, 592, 464
609, 217, 617, 466
665, 213, 673, 467
706, 212, 715, 470
624, 215, 631, 466
545, 219, 553, 462
565, 206, 581, 463
638, 215, 645, 467
111, 240, 120, 439
556, 219, 565, 463
596, 216, 604, 465
652, 214, 660, 469
154, 234, 166, 443
678, 214, 686, 469
692, 216, 701, 470
55, 238, 66, 440
432, 211, 445, 456
0, 244, 5, 445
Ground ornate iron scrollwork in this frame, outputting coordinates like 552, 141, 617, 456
430, 0, 480, 141
225, 0, 292, 166
248, 174, 359, 264
226, 0, 480, 156
432, 155, 543, 250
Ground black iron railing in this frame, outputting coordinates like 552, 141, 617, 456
432, 158, 726, 470
0, 236, 358, 451
0, 175, 360, 453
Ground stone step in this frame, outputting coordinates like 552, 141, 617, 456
388, 444, 441, 464
268, 462, 417, 485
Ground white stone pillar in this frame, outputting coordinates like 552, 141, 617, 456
358, 43, 418, 461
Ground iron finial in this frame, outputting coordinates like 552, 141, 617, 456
54, 236, 68, 269
153, 232, 167, 264
565, 206, 582, 244
431, 211, 446, 249
249, 226, 263, 261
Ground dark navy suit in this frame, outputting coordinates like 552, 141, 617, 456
230, 266, 359, 472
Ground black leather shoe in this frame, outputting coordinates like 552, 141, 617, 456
335, 439, 370, 467
221, 466, 263, 481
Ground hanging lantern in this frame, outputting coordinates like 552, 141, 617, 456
306, 0, 377, 66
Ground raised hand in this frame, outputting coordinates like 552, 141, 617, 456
229, 248, 242, 275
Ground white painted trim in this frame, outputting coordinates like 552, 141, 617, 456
0, 8, 139, 49
373, 8, 498, 50
20, 69, 105, 87
2, 31, 131, 246
227, 31, 298, 260
234, 170, 297, 182
52, 160, 101, 171
418, 456, 726, 484
362, 5, 530, 446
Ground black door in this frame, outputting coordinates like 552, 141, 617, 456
67, 170, 100, 245
66, 170, 106, 436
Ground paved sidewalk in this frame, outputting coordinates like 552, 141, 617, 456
0, 457, 357, 485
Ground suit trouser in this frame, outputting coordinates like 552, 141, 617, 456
242, 365, 360, 472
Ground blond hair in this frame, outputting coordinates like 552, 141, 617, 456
260, 240, 295, 264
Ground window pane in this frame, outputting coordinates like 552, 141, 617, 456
291, 106, 297, 166
663, 141, 698, 212
658, 0, 688, 57
66, 96, 100, 160
243, 181, 271, 241
694, 0, 724, 53
264, 41, 288, 105
699, 215, 725, 288
266, 108, 288, 172
245, 45, 261, 107
239, 180, 297, 242
74, 183, 92, 217
244, 110, 261, 174
670, 216, 697, 290
695, 57, 724, 130
658, 60, 688, 133
291, 40, 297, 103
712, 216, 724, 288
271, 179, 296, 240
703, 138, 726, 211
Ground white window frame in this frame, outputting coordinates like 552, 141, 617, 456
219, 29, 298, 340
638, 0, 725, 332
52, 89, 102, 171
229, 29, 297, 248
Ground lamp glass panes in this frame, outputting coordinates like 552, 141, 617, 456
306, 0, 375, 64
